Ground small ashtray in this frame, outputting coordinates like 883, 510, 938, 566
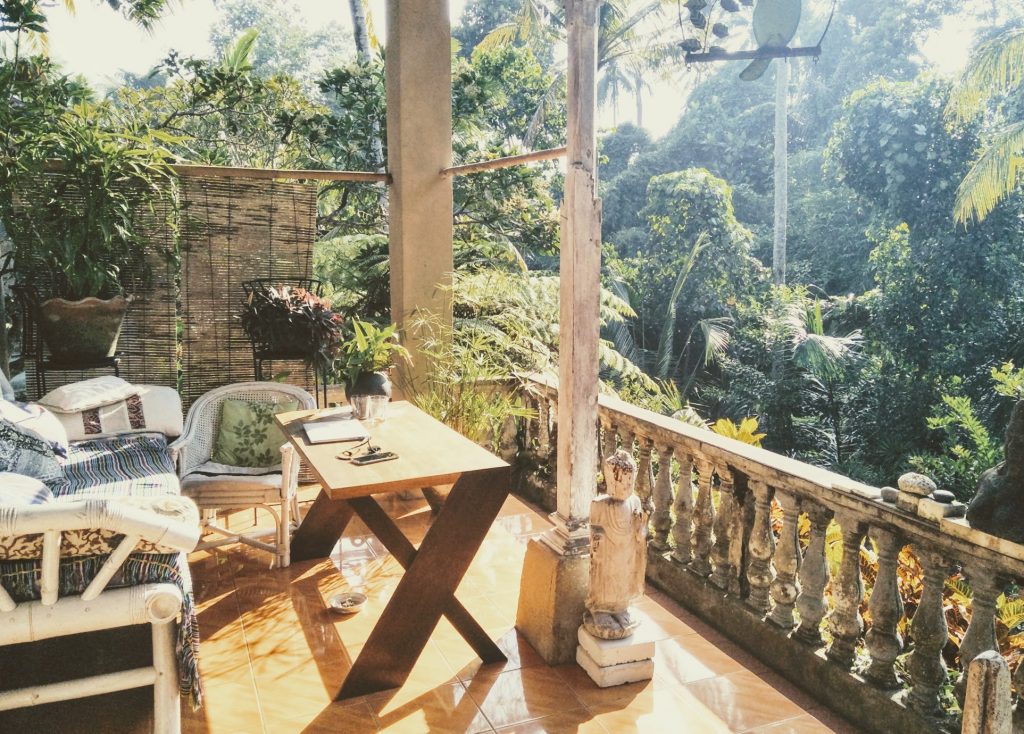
328, 592, 367, 615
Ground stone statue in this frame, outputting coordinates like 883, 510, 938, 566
968, 400, 1024, 542
583, 449, 649, 640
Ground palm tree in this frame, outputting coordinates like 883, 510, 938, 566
946, 26, 1024, 225
475, 0, 667, 142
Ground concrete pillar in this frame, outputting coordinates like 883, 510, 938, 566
516, 0, 602, 665
385, 0, 453, 386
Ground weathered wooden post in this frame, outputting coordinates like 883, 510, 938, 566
516, 0, 603, 664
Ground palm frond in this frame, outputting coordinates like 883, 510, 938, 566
222, 28, 259, 74
954, 121, 1024, 225
947, 27, 1024, 122
654, 233, 708, 379
475, 23, 520, 55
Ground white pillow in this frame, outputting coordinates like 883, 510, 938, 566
0, 472, 53, 506
0, 371, 14, 401
38, 376, 137, 414
52, 385, 184, 441
0, 472, 52, 507
0, 400, 69, 455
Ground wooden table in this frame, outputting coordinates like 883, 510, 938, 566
276, 402, 511, 700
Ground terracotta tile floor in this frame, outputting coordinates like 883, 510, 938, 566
177, 489, 865, 734
0, 487, 865, 733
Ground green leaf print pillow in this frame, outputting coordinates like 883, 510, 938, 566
212, 398, 300, 468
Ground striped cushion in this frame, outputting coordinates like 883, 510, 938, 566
53, 432, 178, 500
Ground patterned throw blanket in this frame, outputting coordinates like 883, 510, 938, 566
0, 433, 203, 708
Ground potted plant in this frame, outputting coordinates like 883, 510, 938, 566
239, 284, 344, 379
337, 319, 410, 400
2, 101, 176, 361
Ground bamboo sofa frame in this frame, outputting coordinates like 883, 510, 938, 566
0, 497, 199, 734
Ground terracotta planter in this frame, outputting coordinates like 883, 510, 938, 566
38, 295, 131, 361
344, 370, 392, 400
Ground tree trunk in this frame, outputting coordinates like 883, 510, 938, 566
348, 0, 373, 60
773, 59, 789, 286
0, 220, 10, 379
634, 74, 644, 128
348, 0, 386, 205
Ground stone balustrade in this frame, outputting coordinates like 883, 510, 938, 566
517, 376, 1024, 734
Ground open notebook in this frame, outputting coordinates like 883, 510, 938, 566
303, 417, 369, 445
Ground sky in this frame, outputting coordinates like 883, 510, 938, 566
38, 0, 977, 140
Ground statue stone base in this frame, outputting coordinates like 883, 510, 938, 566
576, 626, 654, 688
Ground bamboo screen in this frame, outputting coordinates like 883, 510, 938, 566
13, 175, 178, 398
178, 175, 319, 407
13, 171, 319, 408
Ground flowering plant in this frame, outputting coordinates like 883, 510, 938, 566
240, 285, 343, 377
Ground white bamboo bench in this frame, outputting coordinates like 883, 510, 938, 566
0, 498, 199, 734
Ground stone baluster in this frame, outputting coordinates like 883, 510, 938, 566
826, 513, 866, 668
709, 467, 739, 592
908, 547, 951, 715
957, 563, 1006, 704
636, 437, 655, 515
537, 396, 552, 460
497, 413, 519, 461
600, 417, 617, 465
523, 394, 535, 448
769, 490, 802, 628
671, 452, 694, 564
864, 527, 904, 689
651, 444, 674, 551
745, 479, 776, 616
616, 426, 635, 458
689, 458, 715, 577
795, 504, 833, 645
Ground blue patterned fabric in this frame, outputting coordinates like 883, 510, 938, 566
52, 432, 178, 500
0, 551, 202, 708
0, 418, 65, 488
0, 431, 203, 707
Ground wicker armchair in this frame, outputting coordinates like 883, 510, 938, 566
174, 382, 315, 568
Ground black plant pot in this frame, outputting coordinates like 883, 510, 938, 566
345, 370, 392, 400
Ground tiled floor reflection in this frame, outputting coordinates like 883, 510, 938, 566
179, 489, 864, 734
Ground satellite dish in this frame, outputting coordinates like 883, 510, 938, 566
680, 0, 837, 77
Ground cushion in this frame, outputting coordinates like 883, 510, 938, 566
0, 370, 14, 401
38, 376, 137, 413
50, 385, 184, 441
182, 461, 283, 500
54, 433, 179, 501
0, 472, 53, 507
0, 418, 65, 487
212, 398, 299, 468
0, 400, 69, 455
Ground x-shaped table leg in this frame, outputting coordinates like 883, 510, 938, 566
333, 467, 511, 700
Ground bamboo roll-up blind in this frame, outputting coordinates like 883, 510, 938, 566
178, 175, 319, 407
12, 174, 178, 398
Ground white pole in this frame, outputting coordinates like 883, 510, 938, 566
773, 59, 789, 287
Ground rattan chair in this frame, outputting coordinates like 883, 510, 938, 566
175, 382, 315, 568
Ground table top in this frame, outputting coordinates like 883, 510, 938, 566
276, 401, 509, 500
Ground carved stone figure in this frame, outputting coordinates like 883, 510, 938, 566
968, 400, 1024, 542
583, 449, 649, 640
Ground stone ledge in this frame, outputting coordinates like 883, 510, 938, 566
645, 550, 955, 734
